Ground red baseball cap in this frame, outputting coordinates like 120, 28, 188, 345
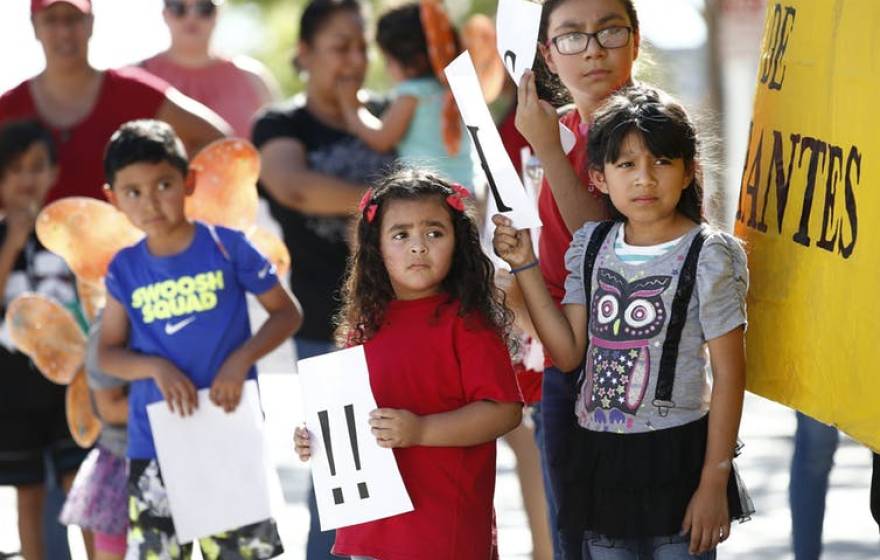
31, 0, 92, 14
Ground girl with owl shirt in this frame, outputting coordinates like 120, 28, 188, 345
494, 86, 753, 560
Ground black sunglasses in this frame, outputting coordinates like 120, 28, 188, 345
164, 0, 218, 19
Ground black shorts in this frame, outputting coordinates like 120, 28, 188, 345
0, 405, 89, 486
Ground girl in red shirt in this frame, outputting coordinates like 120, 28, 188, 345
294, 169, 523, 560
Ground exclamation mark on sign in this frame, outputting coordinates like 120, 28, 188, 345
344, 404, 369, 500
318, 410, 344, 505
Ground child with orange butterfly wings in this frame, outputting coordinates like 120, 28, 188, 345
339, 2, 475, 188
0, 120, 92, 560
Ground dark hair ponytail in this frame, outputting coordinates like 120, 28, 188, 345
376, 3, 435, 78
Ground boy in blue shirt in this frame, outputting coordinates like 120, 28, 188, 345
97, 119, 302, 560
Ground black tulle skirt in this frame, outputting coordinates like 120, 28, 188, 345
557, 414, 754, 539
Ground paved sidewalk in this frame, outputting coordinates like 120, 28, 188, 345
1, 311, 877, 559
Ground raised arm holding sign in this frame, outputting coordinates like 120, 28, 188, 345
444, 51, 542, 231
496, 0, 577, 155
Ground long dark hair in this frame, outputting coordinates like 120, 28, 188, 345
587, 85, 704, 223
535, 0, 640, 107
335, 168, 512, 346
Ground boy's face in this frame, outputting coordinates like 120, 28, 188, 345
107, 160, 193, 238
1, 142, 57, 211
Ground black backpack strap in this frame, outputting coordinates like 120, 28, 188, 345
580, 221, 615, 350
653, 227, 709, 416
581, 221, 616, 316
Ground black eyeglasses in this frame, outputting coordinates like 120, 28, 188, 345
548, 26, 632, 55
164, 0, 219, 19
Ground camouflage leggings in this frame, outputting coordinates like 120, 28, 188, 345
125, 459, 284, 560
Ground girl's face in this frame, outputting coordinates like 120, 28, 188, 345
297, 10, 368, 102
540, 0, 639, 109
0, 143, 56, 211
379, 197, 455, 301
590, 132, 693, 227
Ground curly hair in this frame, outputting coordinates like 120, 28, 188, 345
335, 168, 513, 347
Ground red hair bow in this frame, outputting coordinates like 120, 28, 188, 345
359, 189, 378, 223
446, 183, 470, 212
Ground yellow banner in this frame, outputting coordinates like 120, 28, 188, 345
735, 0, 879, 450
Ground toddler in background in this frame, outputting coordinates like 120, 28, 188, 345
341, 2, 475, 187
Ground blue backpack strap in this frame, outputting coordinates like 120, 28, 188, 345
206, 224, 232, 262
653, 227, 709, 416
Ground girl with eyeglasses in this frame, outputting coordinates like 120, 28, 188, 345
511, 1, 642, 559
141, 0, 280, 138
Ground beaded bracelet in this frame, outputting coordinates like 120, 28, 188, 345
510, 260, 539, 275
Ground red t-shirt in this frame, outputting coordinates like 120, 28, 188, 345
537, 109, 606, 305
0, 67, 169, 202
333, 295, 523, 560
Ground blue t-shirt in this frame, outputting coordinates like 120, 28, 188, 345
395, 77, 474, 188
105, 222, 278, 459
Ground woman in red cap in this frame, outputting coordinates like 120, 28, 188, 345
0, 0, 230, 203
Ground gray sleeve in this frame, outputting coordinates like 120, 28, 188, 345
85, 314, 127, 391
696, 232, 749, 341
561, 222, 598, 306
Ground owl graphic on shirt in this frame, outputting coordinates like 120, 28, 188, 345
578, 268, 672, 430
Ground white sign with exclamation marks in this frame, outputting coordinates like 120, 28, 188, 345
298, 345, 413, 530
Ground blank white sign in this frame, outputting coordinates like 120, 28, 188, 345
147, 380, 272, 543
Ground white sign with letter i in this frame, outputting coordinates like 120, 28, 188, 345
298, 346, 413, 530
444, 51, 542, 230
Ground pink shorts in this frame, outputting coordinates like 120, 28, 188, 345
94, 531, 126, 555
